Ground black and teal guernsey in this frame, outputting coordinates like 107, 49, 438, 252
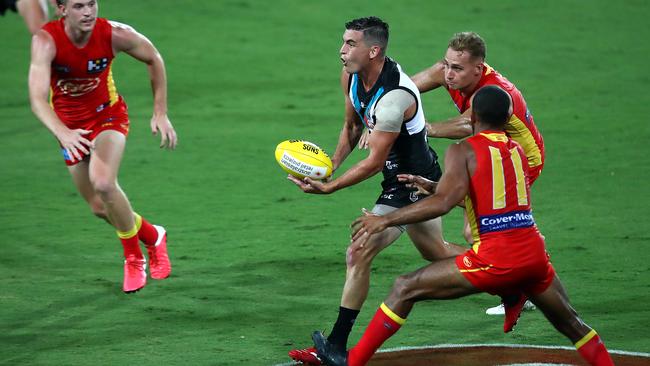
348, 57, 441, 208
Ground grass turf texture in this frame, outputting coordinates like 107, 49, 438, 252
1, 0, 649, 364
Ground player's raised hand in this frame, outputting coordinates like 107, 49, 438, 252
350, 208, 388, 245
397, 173, 437, 196
151, 114, 177, 149
56, 128, 93, 163
287, 175, 333, 194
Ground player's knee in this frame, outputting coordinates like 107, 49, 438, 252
345, 239, 381, 269
391, 273, 416, 301
90, 176, 118, 197
419, 250, 438, 262
346, 245, 368, 269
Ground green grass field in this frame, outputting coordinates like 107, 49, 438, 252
1, 1, 649, 365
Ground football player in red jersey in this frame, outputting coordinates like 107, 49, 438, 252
28, 0, 177, 293
312, 85, 614, 366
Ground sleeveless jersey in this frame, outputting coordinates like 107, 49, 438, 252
446, 64, 545, 169
348, 57, 440, 191
43, 18, 120, 124
464, 131, 544, 258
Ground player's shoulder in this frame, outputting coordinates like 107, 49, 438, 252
448, 140, 474, 156
107, 19, 135, 32
482, 64, 516, 92
31, 27, 57, 59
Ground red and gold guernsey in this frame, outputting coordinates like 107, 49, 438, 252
464, 132, 545, 262
456, 131, 555, 296
43, 17, 122, 125
447, 64, 545, 178
456, 132, 556, 296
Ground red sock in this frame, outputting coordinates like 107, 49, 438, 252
117, 226, 144, 260
576, 330, 614, 366
348, 303, 405, 366
134, 213, 159, 247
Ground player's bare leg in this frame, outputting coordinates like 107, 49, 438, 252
406, 217, 466, 261
68, 160, 110, 223
342, 226, 402, 310
67, 134, 170, 281
89, 131, 134, 231
291, 213, 464, 364
385, 257, 478, 315
314, 258, 479, 366
529, 275, 614, 365
86, 130, 146, 292
290, 227, 402, 365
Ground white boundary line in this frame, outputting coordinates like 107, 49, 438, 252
272, 343, 650, 366
377, 343, 650, 357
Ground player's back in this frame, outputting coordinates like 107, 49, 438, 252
464, 131, 545, 266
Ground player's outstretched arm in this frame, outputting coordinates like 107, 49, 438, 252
426, 110, 473, 139
397, 174, 437, 195
411, 61, 445, 93
351, 142, 470, 244
289, 129, 397, 195
410, 62, 473, 139
111, 21, 177, 149
28, 30, 93, 162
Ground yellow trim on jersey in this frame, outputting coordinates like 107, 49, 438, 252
480, 132, 508, 143
117, 225, 138, 239
380, 303, 406, 325
505, 115, 543, 168
49, 87, 54, 108
134, 213, 142, 232
484, 63, 494, 76
465, 195, 481, 253
459, 264, 493, 273
575, 329, 598, 349
107, 63, 118, 106
509, 147, 529, 206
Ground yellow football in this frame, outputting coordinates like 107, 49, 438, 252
275, 140, 333, 180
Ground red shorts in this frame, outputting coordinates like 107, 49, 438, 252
456, 246, 555, 297
59, 100, 130, 166
528, 163, 544, 186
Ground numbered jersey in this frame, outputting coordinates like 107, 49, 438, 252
465, 131, 542, 254
43, 18, 121, 124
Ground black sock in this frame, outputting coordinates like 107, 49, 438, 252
327, 306, 360, 349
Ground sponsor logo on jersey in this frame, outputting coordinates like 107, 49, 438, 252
87, 57, 109, 73
463, 256, 472, 267
478, 210, 535, 234
56, 77, 100, 97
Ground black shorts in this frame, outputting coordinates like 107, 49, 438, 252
375, 166, 442, 209
375, 184, 423, 209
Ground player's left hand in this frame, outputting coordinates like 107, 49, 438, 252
287, 175, 334, 194
397, 173, 437, 196
350, 208, 388, 246
151, 114, 178, 149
